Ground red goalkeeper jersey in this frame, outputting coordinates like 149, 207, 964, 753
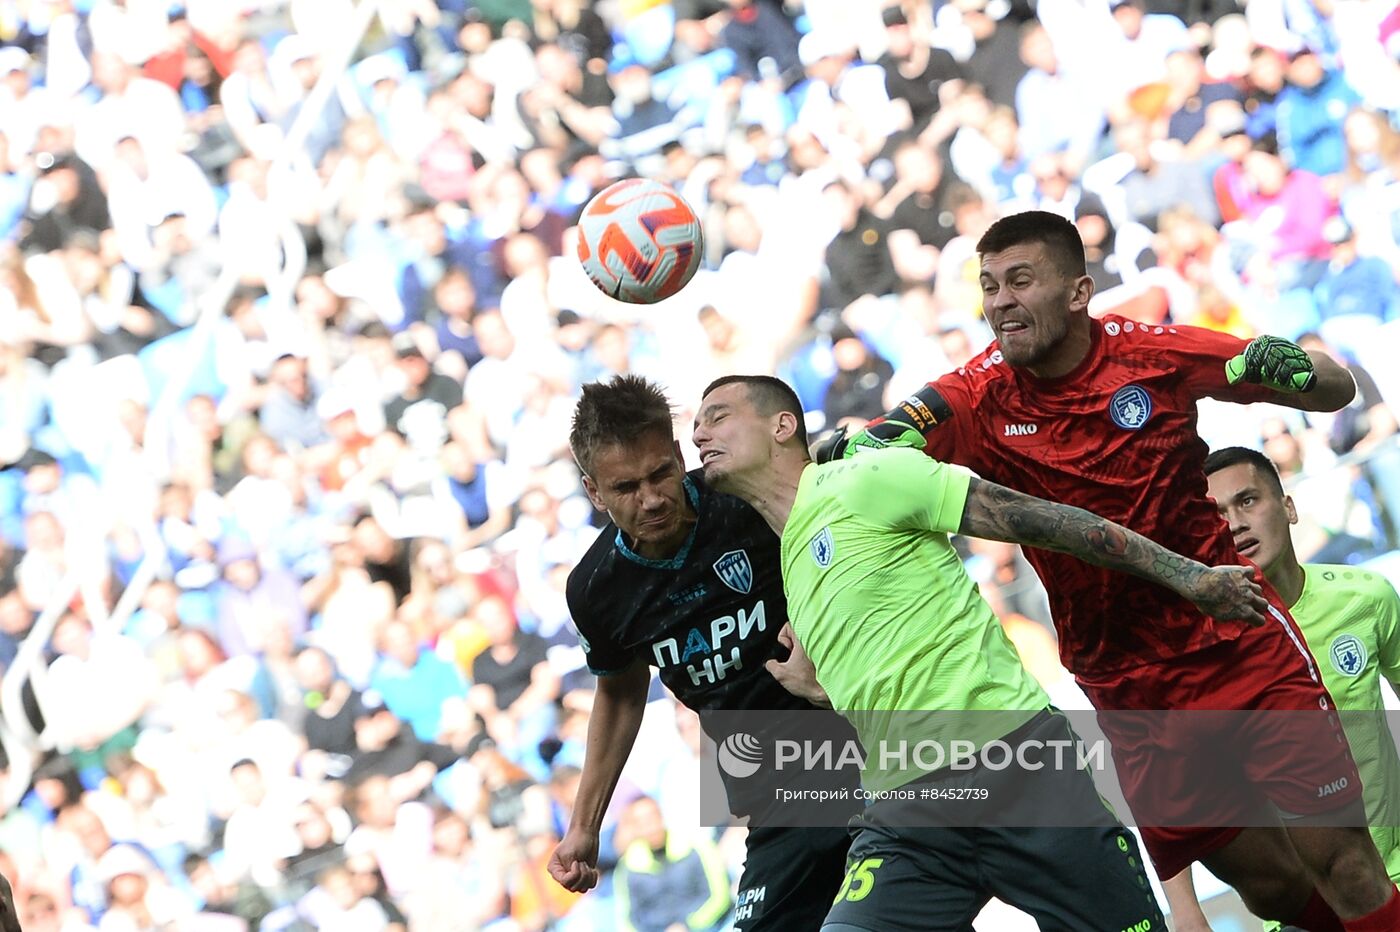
907, 316, 1279, 678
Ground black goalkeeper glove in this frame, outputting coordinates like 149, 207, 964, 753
1225, 335, 1317, 393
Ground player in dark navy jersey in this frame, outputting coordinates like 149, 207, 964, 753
547, 375, 858, 931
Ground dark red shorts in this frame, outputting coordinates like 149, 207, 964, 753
1079, 603, 1362, 880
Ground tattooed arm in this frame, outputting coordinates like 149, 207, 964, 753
960, 477, 1268, 625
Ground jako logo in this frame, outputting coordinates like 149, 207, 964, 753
1121, 920, 1154, 932
1003, 423, 1038, 437
719, 733, 763, 778
1317, 777, 1350, 798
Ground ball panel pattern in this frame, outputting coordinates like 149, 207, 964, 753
577, 179, 702, 304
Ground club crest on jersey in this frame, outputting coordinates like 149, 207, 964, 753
1109, 384, 1153, 430
810, 527, 835, 568
1330, 634, 1367, 677
713, 550, 754, 594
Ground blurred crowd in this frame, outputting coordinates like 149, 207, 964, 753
1, 0, 1399, 929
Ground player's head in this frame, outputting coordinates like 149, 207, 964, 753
1203, 446, 1297, 578
694, 375, 808, 494
975, 210, 1094, 372
571, 375, 692, 557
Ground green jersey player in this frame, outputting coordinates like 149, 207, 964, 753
691, 374, 1268, 931
1164, 446, 1400, 932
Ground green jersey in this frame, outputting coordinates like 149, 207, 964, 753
1293, 564, 1400, 881
780, 447, 1047, 791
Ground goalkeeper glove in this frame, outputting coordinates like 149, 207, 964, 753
1225, 335, 1317, 394
813, 420, 926, 464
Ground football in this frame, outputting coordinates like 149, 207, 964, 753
576, 178, 703, 304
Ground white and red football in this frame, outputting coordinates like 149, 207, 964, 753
576, 178, 703, 304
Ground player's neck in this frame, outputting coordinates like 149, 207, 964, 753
728, 460, 805, 537
1267, 556, 1306, 608
1024, 320, 1094, 380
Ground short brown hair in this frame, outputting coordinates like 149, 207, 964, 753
976, 209, 1087, 278
570, 375, 675, 475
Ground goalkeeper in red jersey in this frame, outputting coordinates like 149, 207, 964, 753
818, 211, 1399, 932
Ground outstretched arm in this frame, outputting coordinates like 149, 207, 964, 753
548, 658, 650, 893
960, 477, 1268, 625
1277, 349, 1355, 412
1225, 335, 1356, 412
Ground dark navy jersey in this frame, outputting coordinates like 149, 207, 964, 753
568, 471, 812, 718
567, 471, 861, 820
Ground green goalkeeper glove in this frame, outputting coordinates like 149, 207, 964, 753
1225, 335, 1317, 393
813, 420, 926, 464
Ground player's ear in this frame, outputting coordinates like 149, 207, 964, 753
1284, 495, 1298, 525
1068, 273, 1095, 314
773, 410, 801, 446
581, 474, 607, 512
673, 439, 685, 465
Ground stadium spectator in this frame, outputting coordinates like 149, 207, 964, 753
1109, 117, 1221, 231
350, 515, 413, 605
93, 843, 182, 931
184, 850, 275, 929
342, 694, 457, 789
1238, 136, 1336, 268
821, 179, 898, 311
1276, 46, 1360, 178
612, 795, 731, 932
212, 536, 307, 658
404, 804, 508, 929
297, 863, 393, 932
21, 155, 110, 258
1312, 217, 1400, 342
1161, 49, 1245, 157
43, 614, 154, 771
957, 0, 1029, 110
1013, 21, 1103, 173
878, 4, 965, 135
822, 325, 895, 427
469, 595, 559, 761
295, 644, 366, 760
719, 0, 803, 89
282, 801, 343, 898
883, 138, 963, 284
368, 618, 466, 743
259, 354, 327, 453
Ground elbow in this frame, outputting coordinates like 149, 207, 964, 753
1321, 371, 1358, 411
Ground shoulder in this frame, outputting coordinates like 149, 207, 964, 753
1356, 568, 1400, 607
690, 469, 771, 529
1099, 315, 1226, 368
430, 373, 463, 394
1098, 315, 1171, 347
566, 526, 619, 610
943, 344, 1012, 401
808, 448, 949, 500
1305, 564, 1400, 607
